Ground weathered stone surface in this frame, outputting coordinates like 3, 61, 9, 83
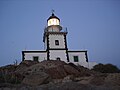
62, 75, 73, 83
104, 73, 120, 86
0, 82, 120, 90
46, 65, 67, 79
24, 60, 67, 79
22, 72, 50, 86
15, 60, 38, 74
75, 76, 93, 84
0, 60, 120, 90
64, 65, 80, 76
90, 73, 107, 86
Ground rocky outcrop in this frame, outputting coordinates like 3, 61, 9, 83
22, 72, 51, 86
0, 60, 120, 90
0, 81, 120, 90
15, 60, 39, 74
64, 64, 80, 76
104, 73, 120, 86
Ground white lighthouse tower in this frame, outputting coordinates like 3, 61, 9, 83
22, 12, 97, 69
43, 12, 69, 62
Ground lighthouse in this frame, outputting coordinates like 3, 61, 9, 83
43, 12, 69, 62
22, 12, 97, 68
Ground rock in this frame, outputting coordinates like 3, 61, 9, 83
23, 64, 45, 76
90, 73, 107, 86
15, 60, 38, 74
62, 75, 73, 83
37, 82, 91, 90
38, 60, 66, 69
104, 73, 120, 86
1, 60, 120, 90
46, 65, 67, 79
24, 60, 67, 79
0, 65, 17, 72
20, 60, 39, 67
64, 65, 80, 77
22, 72, 51, 86
75, 76, 93, 84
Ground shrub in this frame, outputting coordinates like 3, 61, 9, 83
92, 63, 120, 73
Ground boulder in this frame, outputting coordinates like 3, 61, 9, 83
22, 72, 50, 86
46, 65, 67, 79
37, 60, 66, 69
24, 60, 67, 79
68, 63, 92, 76
64, 65, 80, 77
15, 60, 38, 74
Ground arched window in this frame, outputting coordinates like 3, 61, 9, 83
56, 57, 60, 60
33, 56, 39, 61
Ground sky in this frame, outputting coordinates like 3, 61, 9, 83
0, 0, 120, 68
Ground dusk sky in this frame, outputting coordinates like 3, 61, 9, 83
0, 0, 120, 68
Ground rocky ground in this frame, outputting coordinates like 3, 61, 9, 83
0, 60, 120, 90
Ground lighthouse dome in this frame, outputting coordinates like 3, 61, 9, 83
47, 13, 60, 26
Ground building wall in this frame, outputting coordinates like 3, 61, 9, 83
49, 50, 67, 62
24, 52, 47, 62
23, 51, 96, 69
49, 34, 65, 48
88, 62, 97, 69
68, 51, 88, 67
44, 38, 47, 50
23, 51, 87, 64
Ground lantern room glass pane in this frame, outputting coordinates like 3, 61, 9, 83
48, 18, 60, 26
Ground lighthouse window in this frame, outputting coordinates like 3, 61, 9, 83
73, 56, 79, 62
55, 40, 59, 45
33, 56, 39, 61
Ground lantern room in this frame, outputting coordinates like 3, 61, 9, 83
47, 13, 60, 26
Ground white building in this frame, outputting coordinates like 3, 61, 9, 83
22, 12, 96, 68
